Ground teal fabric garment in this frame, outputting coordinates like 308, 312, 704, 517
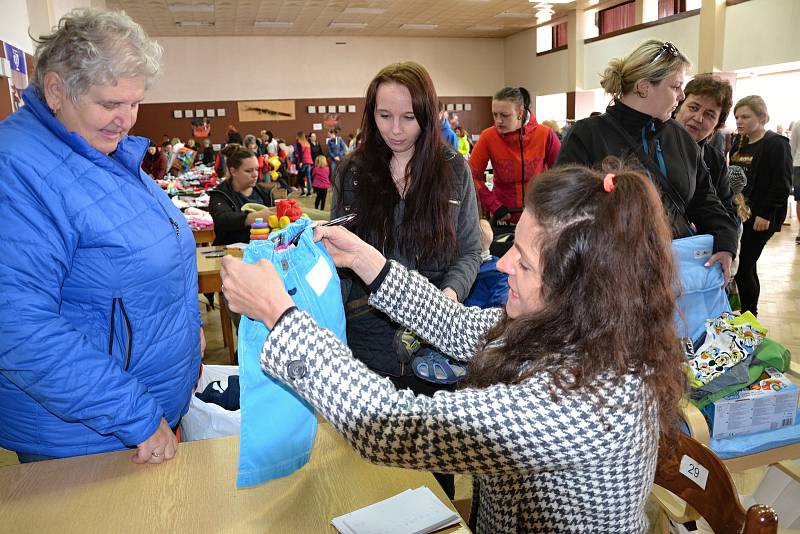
237, 218, 346, 487
672, 234, 731, 343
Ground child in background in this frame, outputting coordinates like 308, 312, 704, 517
464, 219, 509, 308
312, 154, 331, 211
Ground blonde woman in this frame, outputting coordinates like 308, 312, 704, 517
729, 95, 792, 316
558, 40, 738, 282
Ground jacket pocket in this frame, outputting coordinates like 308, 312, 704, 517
108, 297, 133, 371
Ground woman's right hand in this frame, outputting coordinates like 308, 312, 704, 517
313, 225, 386, 285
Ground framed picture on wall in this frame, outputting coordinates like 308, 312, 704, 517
464, 103, 472, 111
446, 103, 455, 111
337, 105, 346, 113
455, 103, 463, 111
173, 110, 183, 118
196, 109, 205, 118
217, 108, 226, 117
307, 105, 316, 113
184, 109, 194, 118
348, 104, 356, 113
206, 109, 215, 117
327, 105, 336, 113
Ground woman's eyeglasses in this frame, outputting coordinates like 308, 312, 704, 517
650, 41, 679, 64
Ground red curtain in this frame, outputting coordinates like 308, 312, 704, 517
551, 21, 567, 49
598, 1, 636, 35
658, 0, 687, 18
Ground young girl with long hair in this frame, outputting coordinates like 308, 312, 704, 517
330, 61, 481, 396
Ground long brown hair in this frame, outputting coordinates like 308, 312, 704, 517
344, 61, 456, 263
469, 164, 686, 438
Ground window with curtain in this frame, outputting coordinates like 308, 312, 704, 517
551, 21, 567, 49
658, 0, 687, 18
597, 0, 636, 35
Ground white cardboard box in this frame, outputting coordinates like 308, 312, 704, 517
708, 368, 798, 439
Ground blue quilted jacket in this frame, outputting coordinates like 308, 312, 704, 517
0, 87, 201, 457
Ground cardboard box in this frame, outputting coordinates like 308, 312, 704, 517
705, 368, 798, 439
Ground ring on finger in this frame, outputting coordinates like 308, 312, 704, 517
152, 451, 161, 458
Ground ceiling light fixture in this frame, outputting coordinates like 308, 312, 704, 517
175, 21, 214, 27
254, 21, 294, 28
168, 3, 214, 13
329, 22, 368, 29
342, 7, 386, 15
400, 23, 438, 30
495, 11, 536, 19
467, 25, 504, 31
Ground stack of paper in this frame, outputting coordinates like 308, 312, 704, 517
331, 486, 461, 534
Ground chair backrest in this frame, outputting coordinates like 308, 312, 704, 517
655, 433, 779, 534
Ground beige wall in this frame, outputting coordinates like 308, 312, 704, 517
582, 14, 701, 91
503, 28, 570, 103
723, 0, 800, 72
0, 0, 34, 54
145, 35, 505, 103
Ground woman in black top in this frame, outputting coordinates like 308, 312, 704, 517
729, 95, 792, 316
208, 144, 274, 246
558, 40, 737, 281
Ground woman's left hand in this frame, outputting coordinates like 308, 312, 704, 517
752, 215, 770, 232
442, 287, 458, 301
220, 256, 295, 328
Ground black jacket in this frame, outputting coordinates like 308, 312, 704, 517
208, 179, 273, 246
730, 131, 792, 233
700, 141, 738, 223
557, 100, 738, 256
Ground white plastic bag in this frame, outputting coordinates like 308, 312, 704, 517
180, 364, 241, 441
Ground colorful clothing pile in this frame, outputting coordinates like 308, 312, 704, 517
686, 312, 766, 388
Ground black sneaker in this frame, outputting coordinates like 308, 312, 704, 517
795, 233, 800, 244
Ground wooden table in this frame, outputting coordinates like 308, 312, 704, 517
0, 423, 470, 534
192, 227, 215, 246
197, 246, 236, 364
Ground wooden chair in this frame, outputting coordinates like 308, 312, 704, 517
654, 433, 779, 533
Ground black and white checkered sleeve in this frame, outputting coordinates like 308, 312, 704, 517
368, 261, 502, 361
261, 309, 644, 476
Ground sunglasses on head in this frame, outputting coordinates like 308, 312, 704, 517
650, 41, 679, 64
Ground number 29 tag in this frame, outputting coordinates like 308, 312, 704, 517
679, 454, 709, 490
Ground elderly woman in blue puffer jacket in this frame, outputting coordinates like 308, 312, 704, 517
0, 9, 201, 464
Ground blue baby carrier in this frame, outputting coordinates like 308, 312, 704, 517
672, 234, 731, 344
237, 218, 347, 487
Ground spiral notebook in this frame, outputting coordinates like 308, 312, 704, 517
331, 486, 460, 534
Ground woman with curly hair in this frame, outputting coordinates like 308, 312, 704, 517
220, 163, 687, 533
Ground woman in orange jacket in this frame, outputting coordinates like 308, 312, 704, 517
469, 87, 560, 229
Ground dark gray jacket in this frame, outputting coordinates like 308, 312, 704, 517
331, 148, 481, 376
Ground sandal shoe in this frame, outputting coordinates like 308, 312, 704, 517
411, 347, 467, 385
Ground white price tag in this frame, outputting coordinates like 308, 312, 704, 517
306, 256, 333, 297
679, 454, 709, 490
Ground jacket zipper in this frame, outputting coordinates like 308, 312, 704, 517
108, 298, 133, 371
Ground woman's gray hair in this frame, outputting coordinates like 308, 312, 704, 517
32, 8, 162, 103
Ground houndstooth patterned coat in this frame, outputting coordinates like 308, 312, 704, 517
261, 261, 657, 533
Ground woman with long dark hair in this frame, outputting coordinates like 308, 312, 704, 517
330, 61, 481, 397
220, 164, 687, 533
